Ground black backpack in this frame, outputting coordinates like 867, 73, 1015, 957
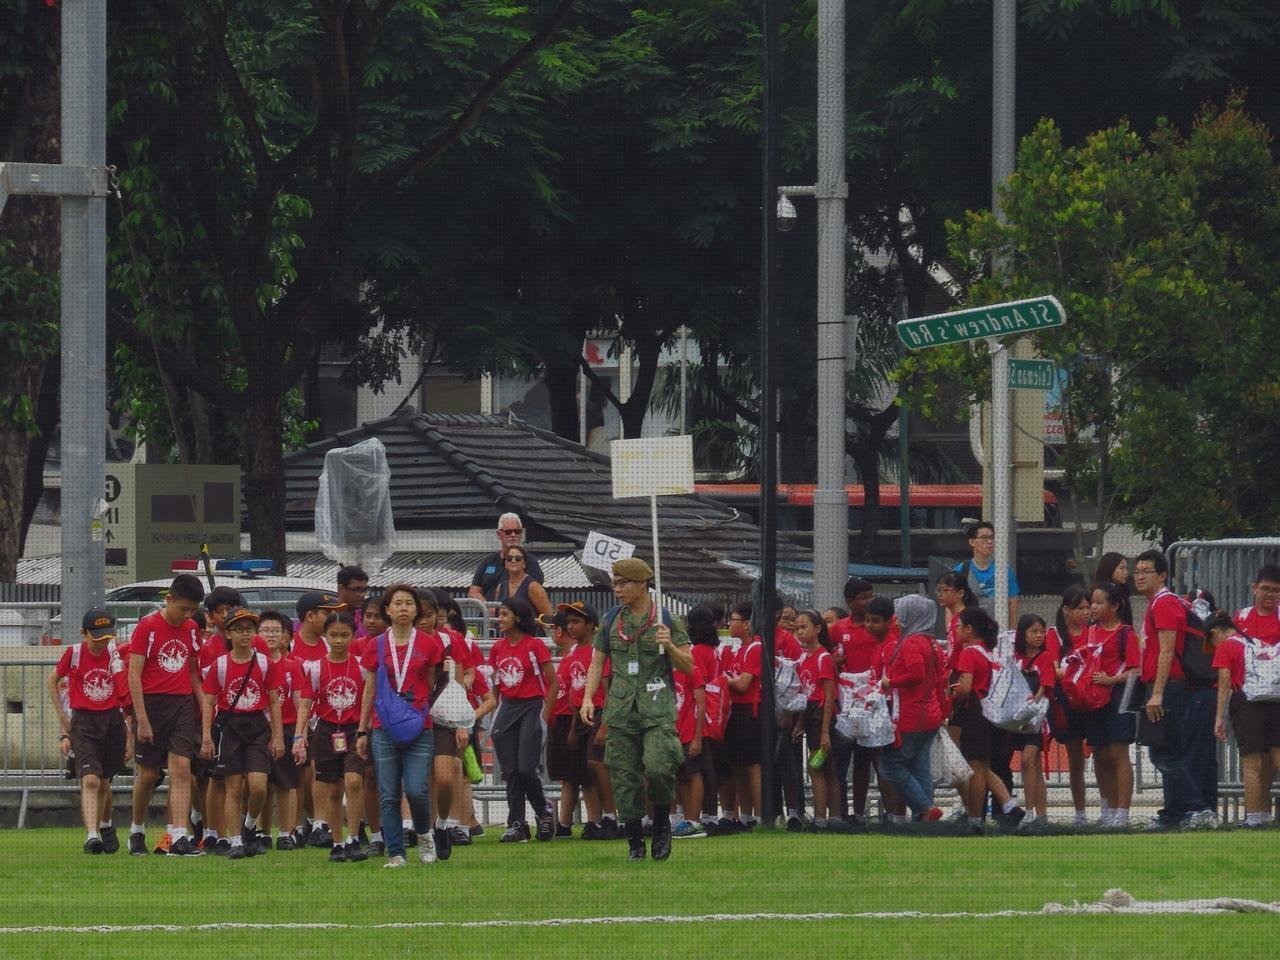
1175, 595, 1216, 687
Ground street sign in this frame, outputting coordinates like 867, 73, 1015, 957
1008, 358, 1056, 391
581, 531, 637, 574
897, 295, 1065, 351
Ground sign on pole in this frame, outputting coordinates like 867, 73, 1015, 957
896, 295, 1065, 351
610, 436, 695, 620
1007, 358, 1056, 391
581, 531, 636, 574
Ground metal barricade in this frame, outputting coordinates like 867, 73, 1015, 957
0, 600, 158, 647
1169, 538, 1280, 612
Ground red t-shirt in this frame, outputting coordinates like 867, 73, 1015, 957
57, 642, 129, 712
832, 618, 879, 673
291, 634, 329, 665
303, 655, 365, 726
673, 664, 705, 744
883, 633, 944, 733
202, 652, 281, 715
797, 647, 836, 704
129, 611, 201, 696
729, 639, 763, 708
945, 616, 964, 672
956, 644, 994, 698
1015, 648, 1057, 692
273, 654, 303, 726
358, 630, 444, 731
692, 643, 720, 682
198, 632, 271, 680
488, 634, 552, 701
774, 629, 803, 662
1234, 606, 1280, 644
1086, 623, 1140, 678
560, 642, 607, 712
1141, 589, 1188, 683
1211, 634, 1250, 690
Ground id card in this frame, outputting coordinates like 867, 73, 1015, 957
627, 662, 640, 675
331, 731, 349, 754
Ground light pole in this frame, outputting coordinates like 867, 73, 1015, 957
776, 0, 849, 609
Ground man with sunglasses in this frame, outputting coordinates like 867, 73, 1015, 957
467, 512, 545, 602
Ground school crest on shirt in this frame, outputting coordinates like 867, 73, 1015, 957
155, 638, 190, 674
233, 676, 264, 710
568, 660, 588, 692
495, 656, 525, 691
674, 683, 686, 715
799, 673, 815, 701
81, 667, 115, 703
325, 677, 359, 714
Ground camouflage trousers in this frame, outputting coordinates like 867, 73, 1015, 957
603, 723, 685, 823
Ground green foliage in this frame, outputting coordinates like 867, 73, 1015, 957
0, 238, 58, 434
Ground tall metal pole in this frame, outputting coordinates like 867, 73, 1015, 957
812, 0, 849, 607
757, 0, 780, 825
60, 0, 108, 627
896, 279, 911, 568
991, 0, 1015, 630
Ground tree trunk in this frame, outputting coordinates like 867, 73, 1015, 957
852, 442, 881, 563
619, 328, 663, 438
543, 351, 581, 441
241, 375, 289, 572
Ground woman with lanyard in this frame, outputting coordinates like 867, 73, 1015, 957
486, 545, 554, 620
355, 584, 445, 868
488, 597, 557, 843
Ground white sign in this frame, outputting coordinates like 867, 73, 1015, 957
581, 531, 636, 574
610, 436, 695, 499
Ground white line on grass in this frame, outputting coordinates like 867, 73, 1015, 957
3, 894, 1279, 934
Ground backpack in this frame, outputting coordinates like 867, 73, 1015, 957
1175, 595, 1216, 687
702, 675, 731, 741
1060, 644, 1111, 712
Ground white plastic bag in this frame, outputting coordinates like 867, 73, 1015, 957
930, 732, 972, 788
856, 691, 896, 748
1242, 639, 1280, 702
432, 662, 477, 729
982, 655, 1044, 733
774, 657, 808, 718
834, 671, 874, 741
315, 437, 395, 574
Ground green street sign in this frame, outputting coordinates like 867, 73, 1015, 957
1008, 358, 1056, 391
897, 295, 1066, 351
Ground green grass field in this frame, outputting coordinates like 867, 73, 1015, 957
0, 828, 1276, 960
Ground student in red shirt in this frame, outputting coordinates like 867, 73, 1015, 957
672, 656, 707, 839
295, 612, 368, 861
355, 595, 388, 852
127, 573, 205, 857
293, 590, 346, 846
861, 598, 904, 821
951, 606, 1024, 829
189, 585, 243, 850
488, 597, 557, 843
199, 608, 285, 859
1210, 604, 1280, 827
355, 584, 445, 867
1084, 583, 1139, 827
1134, 549, 1211, 830
416, 599, 471, 856
1045, 585, 1091, 826
1234, 564, 1280, 643
48, 609, 133, 854
257, 610, 305, 850
1012, 614, 1055, 827
793, 610, 836, 827
724, 602, 763, 829
686, 604, 725, 835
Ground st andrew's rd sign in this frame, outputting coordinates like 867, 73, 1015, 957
896, 295, 1065, 351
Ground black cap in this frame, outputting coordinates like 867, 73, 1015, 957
81, 608, 117, 639
556, 601, 599, 625
296, 592, 346, 617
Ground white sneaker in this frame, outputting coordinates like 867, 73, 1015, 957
419, 833, 437, 864
383, 855, 406, 869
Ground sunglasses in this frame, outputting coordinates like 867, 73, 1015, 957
504, 555, 525, 563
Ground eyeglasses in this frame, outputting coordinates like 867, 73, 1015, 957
611, 578, 634, 587
1257, 585, 1280, 596
499, 528, 523, 535
728, 615, 748, 623
504, 555, 525, 563
972, 534, 994, 541
1133, 566, 1157, 576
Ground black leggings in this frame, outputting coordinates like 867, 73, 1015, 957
493, 698, 548, 826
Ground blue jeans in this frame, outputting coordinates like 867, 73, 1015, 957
1147, 680, 1204, 823
878, 729, 937, 816
1184, 685, 1219, 812
371, 727, 434, 858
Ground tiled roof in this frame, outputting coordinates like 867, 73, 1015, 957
279, 408, 801, 598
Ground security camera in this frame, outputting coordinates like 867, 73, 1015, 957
776, 194, 797, 232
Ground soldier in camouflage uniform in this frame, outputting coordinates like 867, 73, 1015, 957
581, 558, 693, 861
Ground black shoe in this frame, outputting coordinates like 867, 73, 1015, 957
581, 821, 604, 840
345, 839, 368, 862
500, 823, 529, 844
554, 822, 573, 839
276, 835, 298, 851
238, 827, 260, 857
227, 843, 248, 860
535, 814, 555, 842
600, 819, 620, 840
171, 836, 204, 856
84, 837, 104, 854
329, 843, 347, 863
449, 825, 472, 847
128, 831, 148, 856
403, 828, 418, 848
213, 838, 232, 856
308, 824, 333, 848
786, 815, 804, 833
714, 817, 734, 836
368, 839, 386, 857
625, 821, 646, 861
433, 826, 453, 861
100, 825, 120, 854
254, 830, 271, 854
358, 821, 370, 846
1001, 806, 1026, 827
469, 824, 485, 838
651, 813, 672, 862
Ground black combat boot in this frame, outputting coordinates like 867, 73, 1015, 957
650, 806, 672, 862
625, 820, 646, 861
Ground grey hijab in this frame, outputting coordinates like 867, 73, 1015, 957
894, 593, 936, 639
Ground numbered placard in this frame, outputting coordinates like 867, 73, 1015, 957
581, 531, 636, 573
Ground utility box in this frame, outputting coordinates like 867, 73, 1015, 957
102, 464, 241, 587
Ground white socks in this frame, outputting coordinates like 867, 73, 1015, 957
130, 822, 145, 835
1001, 798, 1017, 814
